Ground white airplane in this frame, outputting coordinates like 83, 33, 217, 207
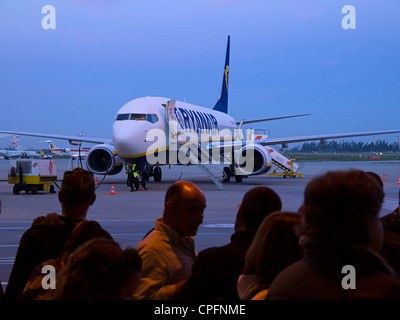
43, 140, 89, 157
0, 135, 40, 159
1, 36, 400, 186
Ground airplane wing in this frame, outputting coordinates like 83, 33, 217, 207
206, 129, 400, 150
236, 114, 310, 125
260, 129, 400, 146
0, 130, 108, 145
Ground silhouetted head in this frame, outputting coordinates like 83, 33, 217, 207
366, 171, 383, 189
235, 187, 282, 233
243, 211, 303, 284
58, 168, 96, 218
51, 238, 142, 300
163, 180, 206, 237
300, 169, 385, 251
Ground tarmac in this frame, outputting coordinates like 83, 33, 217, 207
0, 158, 399, 290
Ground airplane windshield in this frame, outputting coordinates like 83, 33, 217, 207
147, 114, 159, 124
115, 114, 130, 121
130, 114, 146, 120
115, 113, 159, 123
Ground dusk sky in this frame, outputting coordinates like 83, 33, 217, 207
1, 0, 399, 148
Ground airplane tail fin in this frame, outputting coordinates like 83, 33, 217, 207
213, 35, 230, 114
44, 140, 56, 150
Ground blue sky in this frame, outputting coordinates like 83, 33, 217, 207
1, 0, 399, 148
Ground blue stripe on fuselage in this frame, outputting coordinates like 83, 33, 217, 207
175, 107, 219, 133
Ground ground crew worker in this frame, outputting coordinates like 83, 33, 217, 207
131, 162, 140, 191
139, 162, 149, 191
125, 162, 134, 192
125, 162, 139, 192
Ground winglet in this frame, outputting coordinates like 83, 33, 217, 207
213, 35, 230, 114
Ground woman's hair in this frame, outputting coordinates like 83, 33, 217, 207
243, 211, 303, 285
50, 237, 142, 300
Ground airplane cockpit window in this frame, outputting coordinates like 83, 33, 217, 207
115, 113, 159, 123
130, 114, 147, 120
115, 114, 130, 121
147, 114, 159, 124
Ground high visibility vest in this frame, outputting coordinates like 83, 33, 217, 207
126, 164, 138, 178
132, 164, 138, 178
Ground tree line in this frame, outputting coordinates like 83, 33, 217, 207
289, 140, 400, 153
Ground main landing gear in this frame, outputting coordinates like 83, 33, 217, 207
222, 165, 245, 183
150, 166, 162, 182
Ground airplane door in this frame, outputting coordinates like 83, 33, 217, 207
165, 100, 183, 136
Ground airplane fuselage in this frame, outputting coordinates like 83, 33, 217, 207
112, 96, 237, 163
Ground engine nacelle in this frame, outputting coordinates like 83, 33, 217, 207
86, 144, 123, 175
235, 144, 272, 175
63, 148, 71, 153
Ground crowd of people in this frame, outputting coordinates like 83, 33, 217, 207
1, 167, 400, 300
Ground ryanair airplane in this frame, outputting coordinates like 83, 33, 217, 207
1, 36, 400, 187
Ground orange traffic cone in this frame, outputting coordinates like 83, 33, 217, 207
398, 177, 400, 185
383, 175, 386, 182
95, 177, 98, 186
110, 184, 116, 195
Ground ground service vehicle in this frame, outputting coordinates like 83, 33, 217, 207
8, 159, 57, 194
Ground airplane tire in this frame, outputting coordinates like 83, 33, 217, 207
223, 167, 231, 183
235, 175, 243, 183
154, 167, 162, 182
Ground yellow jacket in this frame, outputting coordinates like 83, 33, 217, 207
134, 218, 196, 300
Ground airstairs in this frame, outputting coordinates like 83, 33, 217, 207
266, 146, 304, 178
245, 128, 304, 178
166, 100, 226, 189
188, 143, 226, 190
165, 101, 304, 188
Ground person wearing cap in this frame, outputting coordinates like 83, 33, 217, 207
5, 168, 113, 300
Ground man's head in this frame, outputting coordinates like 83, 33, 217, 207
58, 168, 96, 219
300, 169, 385, 251
163, 180, 206, 237
235, 187, 282, 233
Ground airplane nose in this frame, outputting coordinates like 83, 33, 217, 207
113, 122, 146, 157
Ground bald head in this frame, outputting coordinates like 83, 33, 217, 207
163, 181, 206, 237
164, 180, 203, 203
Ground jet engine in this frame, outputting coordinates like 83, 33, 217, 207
86, 143, 123, 175
234, 144, 272, 175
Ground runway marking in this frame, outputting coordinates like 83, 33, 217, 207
197, 233, 230, 235
98, 184, 168, 197
202, 224, 234, 228
0, 257, 15, 265
0, 245, 18, 247
382, 197, 398, 210
111, 232, 231, 237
